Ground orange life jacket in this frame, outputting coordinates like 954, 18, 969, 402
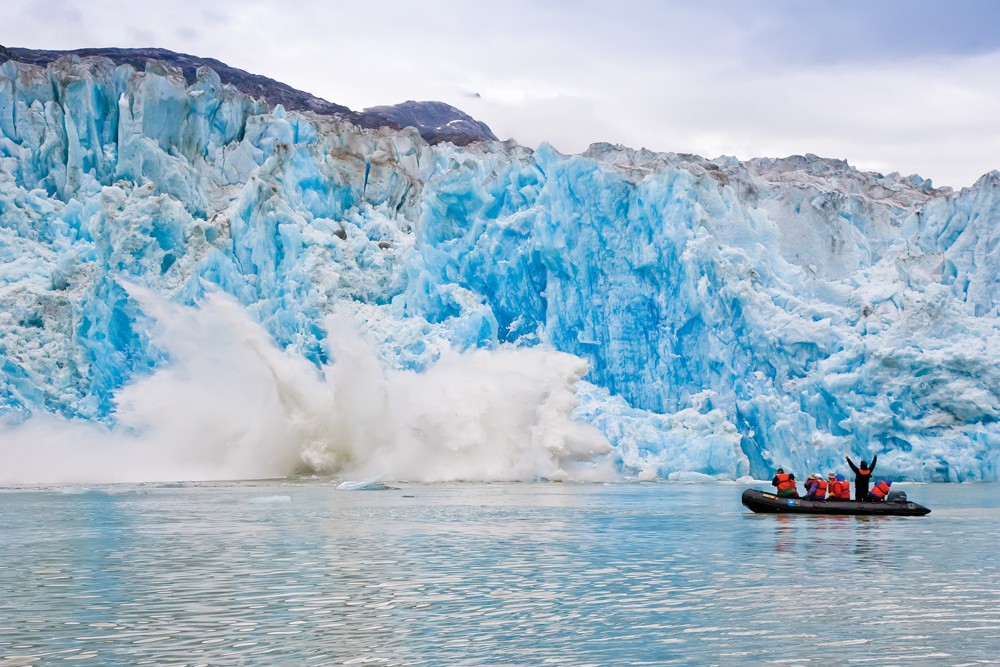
811, 479, 828, 496
858, 468, 871, 477
829, 480, 851, 500
869, 480, 891, 500
774, 473, 796, 493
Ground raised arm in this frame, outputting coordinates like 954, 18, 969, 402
846, 456, 860, 474
869, 453, 877, 471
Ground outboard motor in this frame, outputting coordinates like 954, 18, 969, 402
885, 489, 907, 502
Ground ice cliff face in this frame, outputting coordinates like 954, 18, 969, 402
0, 46, 498, 146
1, 55, 998, 483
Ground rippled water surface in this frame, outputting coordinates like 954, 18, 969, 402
1, 482, 999, 665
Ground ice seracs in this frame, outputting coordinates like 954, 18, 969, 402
0, 55, 998, 483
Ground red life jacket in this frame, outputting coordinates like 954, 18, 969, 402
774, 473, 797, 493
812, 479, 828, 496
829, 480, 851, 500
869, 480, 891, 500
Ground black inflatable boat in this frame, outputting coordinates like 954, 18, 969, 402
742, 489, 931, 516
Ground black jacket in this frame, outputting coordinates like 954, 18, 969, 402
846, 454, 877, 500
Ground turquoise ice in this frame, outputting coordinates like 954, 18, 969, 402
1, 56, 998, 482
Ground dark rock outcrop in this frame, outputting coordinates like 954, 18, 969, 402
1, 45, 497, 145
359, 100, 497, 146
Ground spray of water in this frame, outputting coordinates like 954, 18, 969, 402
0, 291, 614, 485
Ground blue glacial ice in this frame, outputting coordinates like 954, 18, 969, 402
0, 55, 998, 483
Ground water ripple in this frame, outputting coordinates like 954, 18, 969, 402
0, 483, 999, 664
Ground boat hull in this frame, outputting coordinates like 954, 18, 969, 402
741, 489, 931, 516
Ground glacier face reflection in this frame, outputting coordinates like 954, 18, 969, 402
1, 482, 998, 665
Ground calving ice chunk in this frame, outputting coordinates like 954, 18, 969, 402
0, 54, 998, 483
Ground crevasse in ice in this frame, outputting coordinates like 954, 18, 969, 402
1, 56, 997, 482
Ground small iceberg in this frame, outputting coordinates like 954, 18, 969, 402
336, 480, 399, 491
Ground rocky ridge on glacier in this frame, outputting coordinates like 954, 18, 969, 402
0, 45, 497, 146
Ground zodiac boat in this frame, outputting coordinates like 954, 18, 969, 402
741, 489, 931, 516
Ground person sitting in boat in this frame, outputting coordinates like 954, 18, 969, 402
827, 473, 851, 500
771, 468, 799, 497
867, 479, 892, 501
846, 454, 878, 501
804, 473, 828, 501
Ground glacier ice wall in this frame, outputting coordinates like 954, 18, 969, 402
1, 55, 998, 482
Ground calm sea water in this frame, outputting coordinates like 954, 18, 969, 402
1, 481, 998, 666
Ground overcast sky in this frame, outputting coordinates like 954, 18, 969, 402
6, 0, 1000, 188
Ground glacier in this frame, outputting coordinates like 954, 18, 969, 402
0, 54, 998, 484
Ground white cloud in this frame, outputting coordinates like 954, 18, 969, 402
3, 0, 999, 187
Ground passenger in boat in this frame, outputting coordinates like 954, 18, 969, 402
867, 479, 892, 501
827, 473, 851, 500
846, 454, 878, 501
771, 468, 799, 497
804, 473, 828, 500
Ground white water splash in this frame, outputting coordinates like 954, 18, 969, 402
0, 291, 613, 484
